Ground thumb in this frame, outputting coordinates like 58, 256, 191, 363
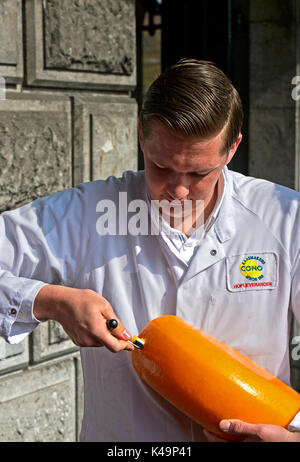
99, 297, 133, 345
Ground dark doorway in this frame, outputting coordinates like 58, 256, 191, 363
136, 0, 249, 175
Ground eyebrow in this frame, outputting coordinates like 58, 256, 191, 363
155, 161, 221, 175
195, 165, 221, 175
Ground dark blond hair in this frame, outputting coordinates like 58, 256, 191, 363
139, 58, 243, 154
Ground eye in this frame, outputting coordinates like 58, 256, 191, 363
191, 172, 208, 178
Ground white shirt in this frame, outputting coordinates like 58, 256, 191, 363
1, 166, 300, 441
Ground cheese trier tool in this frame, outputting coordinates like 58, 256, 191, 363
106, 318, 145, 350
128, 336, 145, 350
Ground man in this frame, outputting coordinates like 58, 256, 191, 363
1, 59, 300, 442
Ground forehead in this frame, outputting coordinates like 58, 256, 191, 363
144, 122, 225, 171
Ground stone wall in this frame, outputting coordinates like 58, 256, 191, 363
0, 0, 137, 441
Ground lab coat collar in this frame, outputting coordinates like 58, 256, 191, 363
213, 166, 236, 243
179, 167, 236, 283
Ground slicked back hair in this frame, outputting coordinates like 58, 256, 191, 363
139, 58, 243, 155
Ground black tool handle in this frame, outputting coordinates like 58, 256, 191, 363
106, 318, 118, 330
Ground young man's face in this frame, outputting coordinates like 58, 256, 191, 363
139, 121, 242, 205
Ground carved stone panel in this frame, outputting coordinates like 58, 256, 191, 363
44, 0, 134, 75
0, 337, 29, 375
0, 93, 72, 213
26, 0, 136, 90
0, 355, 78, 441
74, 95, 137, 185
32, 321, 78, 364
0, 0, 23, 83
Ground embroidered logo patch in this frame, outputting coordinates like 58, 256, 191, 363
226, 252, 278, 292
240, 255, 265, 281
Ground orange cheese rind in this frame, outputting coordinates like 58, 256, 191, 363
131, 315, 300, 442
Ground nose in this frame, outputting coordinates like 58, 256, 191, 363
166, 173, 190, 200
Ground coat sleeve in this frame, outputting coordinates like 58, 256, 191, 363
0, 187, 85, 344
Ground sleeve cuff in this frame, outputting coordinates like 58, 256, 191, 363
5, 281, 48, 344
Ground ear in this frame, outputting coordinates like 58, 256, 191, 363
138, 119, 144, 150
225, 133, 242, 165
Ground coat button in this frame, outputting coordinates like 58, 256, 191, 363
210, 249, 217, 256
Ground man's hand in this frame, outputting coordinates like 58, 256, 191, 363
33, 285, 134, 352
203, 419, 300, 442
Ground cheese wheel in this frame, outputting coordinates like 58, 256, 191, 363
131, 315, 300, 441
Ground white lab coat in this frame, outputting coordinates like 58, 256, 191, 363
1, 166, 300, 441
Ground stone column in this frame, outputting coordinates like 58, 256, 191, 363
249, 0, 299, 189
249, 0, 300, 391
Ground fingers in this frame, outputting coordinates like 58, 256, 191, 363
219, 419, 258, 435
100, 300, 132, 341
102, 315, 133, 354
96, 297, 134, 352
219, 420, 263, 441
106, 317, 132, 342
100, 335, 134, 353
94, 317, 132, 352
218, 419, 295, 442
62, 289, 135, 352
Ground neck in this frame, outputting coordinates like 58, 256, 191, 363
170, 174, 223, 236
